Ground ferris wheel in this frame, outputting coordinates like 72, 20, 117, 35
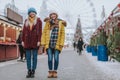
45, 0, 97, 42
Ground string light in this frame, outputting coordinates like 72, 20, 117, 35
12, 26, 15, 29
7, 25, 11, 27
3, 23, 6, 27
16, 27, 19, 30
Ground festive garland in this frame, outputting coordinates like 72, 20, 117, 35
107, 26, 120, 61
97, 29, 107, 45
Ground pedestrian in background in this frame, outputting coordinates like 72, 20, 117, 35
22, 7, 42, 78
41, 12, 66, 78
16, 30, 26, 62
77, 37, 84, 55
73, 41, 76, 50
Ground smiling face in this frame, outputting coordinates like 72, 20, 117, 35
50, 13, 58, 20
29, 12, 36, 18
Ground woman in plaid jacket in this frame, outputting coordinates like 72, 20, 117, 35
41, 12, 66, 78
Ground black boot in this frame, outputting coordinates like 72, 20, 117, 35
31, 70, 35, 78
26, 70, 31, 78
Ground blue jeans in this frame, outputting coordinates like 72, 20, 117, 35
26, 49, 38, 70
47, 48, 60, 70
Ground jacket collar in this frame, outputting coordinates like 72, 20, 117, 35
25, 16, 37, 27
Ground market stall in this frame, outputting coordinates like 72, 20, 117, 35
89, 3, 120, 61
0, 8, 23, 61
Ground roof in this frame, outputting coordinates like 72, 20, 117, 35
0, 15, 22, 27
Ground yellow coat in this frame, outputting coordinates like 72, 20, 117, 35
41, 20, 65, 52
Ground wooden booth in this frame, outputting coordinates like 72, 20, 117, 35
0, 8, 23, 61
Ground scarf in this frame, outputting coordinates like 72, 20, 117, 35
50, 19, 59, 30
28, 16, 36, 30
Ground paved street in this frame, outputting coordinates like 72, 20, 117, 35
0, 48, 114, 80
1, 0, 120, 80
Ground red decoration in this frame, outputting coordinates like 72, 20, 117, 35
108, 16, 111, 20
111, 12, 113, 16
118, 3, 120, 8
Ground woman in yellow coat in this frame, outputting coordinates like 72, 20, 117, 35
41, 12, 66, 78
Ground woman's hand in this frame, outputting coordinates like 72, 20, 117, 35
37, 42, 40, 46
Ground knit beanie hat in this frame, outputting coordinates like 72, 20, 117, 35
49, 12, 58, 19
28, 7, 37, 15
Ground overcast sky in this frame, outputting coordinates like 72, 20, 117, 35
0, 0, 120, 20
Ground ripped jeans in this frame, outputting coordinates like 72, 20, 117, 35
47, 48, 60, 70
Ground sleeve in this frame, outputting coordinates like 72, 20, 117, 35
37, 18, 42, 42
41, 22, 49, 45
77, 41, 79, 48
59, 21, 65, 46
16, 34, 20, 44
82, 41, 84, 45
22, 20, 26, 42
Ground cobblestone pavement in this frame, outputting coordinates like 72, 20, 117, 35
0, 48, 114, 80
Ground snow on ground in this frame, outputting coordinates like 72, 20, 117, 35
84, 50, 120, 80
1, 47, 120, 80
0, 54, 47, 68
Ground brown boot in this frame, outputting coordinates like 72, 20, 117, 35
48, 71, 53, 78
53, 71, 57, 78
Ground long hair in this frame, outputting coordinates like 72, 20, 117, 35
78, 37, 83, 41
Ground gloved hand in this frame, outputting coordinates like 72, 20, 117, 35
37, 42, 40, 46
